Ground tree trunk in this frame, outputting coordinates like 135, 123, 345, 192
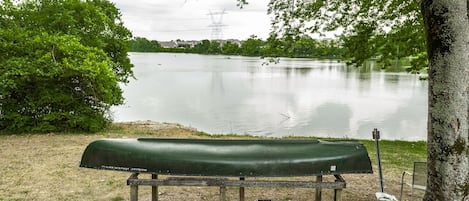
421, 0, 469, 200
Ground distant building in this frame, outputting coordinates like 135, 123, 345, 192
176, 40, 200, 48
159, 40, 200, 48
159, 41, 178, 48
159, 39, 244, 49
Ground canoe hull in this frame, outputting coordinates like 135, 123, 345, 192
80, 138, 373, 177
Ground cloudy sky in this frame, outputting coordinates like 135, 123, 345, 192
110, 0, 272, 41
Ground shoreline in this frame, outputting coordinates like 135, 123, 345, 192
112, 120, 427, 142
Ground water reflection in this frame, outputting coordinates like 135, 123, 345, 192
307, 102, 352, 136
210, 71, 225, 95
113, 53, 428, 141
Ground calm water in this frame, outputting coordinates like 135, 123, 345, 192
113, 53, 428, 141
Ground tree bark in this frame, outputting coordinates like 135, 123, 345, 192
421, 0, 469, 200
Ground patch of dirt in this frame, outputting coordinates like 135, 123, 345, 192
115, 120, 198, 132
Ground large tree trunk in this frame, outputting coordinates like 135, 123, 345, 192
421, 0, 469, 200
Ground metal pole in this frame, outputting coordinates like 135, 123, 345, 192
373, 128, 384, 193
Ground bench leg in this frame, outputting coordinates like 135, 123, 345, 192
315, 176, 322, 201
239, 177, 245, 201
220, 186, 227, 201
152, 174, 158, 201
334, 189, 342, 201
130, 184, 138, 201
129, 173, 139, 201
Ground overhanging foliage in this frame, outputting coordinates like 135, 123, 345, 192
267, 0, 427, 70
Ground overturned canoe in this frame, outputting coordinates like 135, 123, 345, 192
80, 138, 373, 177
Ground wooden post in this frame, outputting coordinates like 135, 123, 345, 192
220, 186, 227, 201
315, 176, 322, 201
152, 174, 158, 201
333, 175, 344, 201
130, 184, 138, 201
239, 177, 245, 201
334, 189, 342, 201
129, 173, 139, 201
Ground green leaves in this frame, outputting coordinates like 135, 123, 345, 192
17, 0, 133, 82
241, 35, 263, 56
267, 0, 427, 69
129, 37, 161, 52
0, 0, 130, 133
340, 21, 378, 66
221, 42, 240, 55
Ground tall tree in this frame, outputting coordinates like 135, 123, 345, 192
208, 40, 222, 54
291, 36, 317, 57
129, 37, 161, 52
221, 41, 240, 55
240, 35, 263, 56
340, 21, 378, 66
421, 1, 468, 200
193, 39, 211, 54
262, 34, 285, 57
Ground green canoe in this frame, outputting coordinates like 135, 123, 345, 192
80, 138, 373, 177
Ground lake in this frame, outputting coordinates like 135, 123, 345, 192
113, 53, 428, 141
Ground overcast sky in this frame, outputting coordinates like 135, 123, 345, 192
110, 0, 272, 41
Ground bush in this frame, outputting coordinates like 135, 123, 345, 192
0, 33, 122, 132
0, 0, 132, 133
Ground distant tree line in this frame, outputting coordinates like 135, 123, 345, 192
129, 31, 428, 73
128, 37, 161, 52
128, 35, 345, 59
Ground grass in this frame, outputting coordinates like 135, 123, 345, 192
361, 140, 427, 172
0, 122, 427, 201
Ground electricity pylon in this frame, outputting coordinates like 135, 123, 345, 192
208, 9, 227, 40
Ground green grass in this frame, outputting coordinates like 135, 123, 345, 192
361, 140, 427, 172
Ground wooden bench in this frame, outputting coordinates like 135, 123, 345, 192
127, 173, 346, 201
